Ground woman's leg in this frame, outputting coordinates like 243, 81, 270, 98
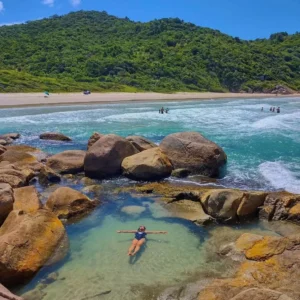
132, 238, 145, 256
128, 239, 138, 255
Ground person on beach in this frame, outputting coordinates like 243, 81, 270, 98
128, 225, 147, 256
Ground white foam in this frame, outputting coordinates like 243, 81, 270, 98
259, 161, 300, 194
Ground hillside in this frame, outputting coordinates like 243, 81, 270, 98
0, 11, 299, 93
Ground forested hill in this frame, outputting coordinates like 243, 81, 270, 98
0, 10, 299, 93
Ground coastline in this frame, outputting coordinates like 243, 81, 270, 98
1, 92, 300, 108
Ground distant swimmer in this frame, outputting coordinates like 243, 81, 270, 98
159, 109, 161, 114
277, 107, 281, 113
270, 107, 272, 112
166, 108, 169, 113
261, 107, 264, 111
161, 107, 165, 114
272, 107, 276, 112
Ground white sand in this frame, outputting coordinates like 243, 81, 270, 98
0, 92, 299, 108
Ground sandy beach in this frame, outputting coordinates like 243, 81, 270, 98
0, 92, 299, 108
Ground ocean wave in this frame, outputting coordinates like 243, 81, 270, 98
259, 161, 300, 194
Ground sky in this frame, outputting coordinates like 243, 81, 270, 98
0, 0, 299, 40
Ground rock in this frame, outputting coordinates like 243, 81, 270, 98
0, 135, 14, 145
0, 284, 24, 300
0, 209, 67, 286
125, 135, 157, 152
0, 139, 8, 146
121, 205, 146, 215
259, 192, 300, 222
122, 147, 173, 181
230, 288, 294, 300
1, 133, 20, 140
39, 132, 72, 141
160, 132, 227, 177
166, 199, 212, 225
13, 186, 42, 213
46, 150, 86, 174
171, 168, 191, 178
38, 165, 61, 185
87, 132, 104, 149
203, 189, 244, 221
0, 145, 7, 155
79, 176, 95, 185
0, 167, 35, 188
237, 192, 267, 218
84, 134, 138, 179
81, 185, 102, 194
45, 187, 97, 220
0, 183, 14, 225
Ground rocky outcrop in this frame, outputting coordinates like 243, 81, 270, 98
84, 134, 138, 179
0, 183, 14, 225
87, 132, 104, 149
125, 135, 157, 152
160, 132, 227, 177
39, 132, 72, 141
0, 134, 18, 146
1, 133, 20, 140
122, 147, 173, 181
198, 232, 300, 300
0, 209, 67, 286
46, 150, 86, 174
45, 187, 97, 220
38, 165, 61, 185
13, 186, 42, 213
259, 192, 300, 222
0, 284, 24, 300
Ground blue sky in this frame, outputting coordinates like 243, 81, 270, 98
0, 0, 299, 39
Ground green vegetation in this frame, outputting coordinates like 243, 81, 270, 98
0, 11, 299, 93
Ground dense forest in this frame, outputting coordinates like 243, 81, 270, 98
0, 11, 299, 93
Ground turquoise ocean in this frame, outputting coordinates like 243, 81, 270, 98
1, 97, 300, 299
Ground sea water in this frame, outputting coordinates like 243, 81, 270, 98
1, 97, 300, 299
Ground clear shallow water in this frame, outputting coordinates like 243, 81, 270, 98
17, 191, 284, 300
1, 97, 300, 192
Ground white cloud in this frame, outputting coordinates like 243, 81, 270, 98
0, 21, 23, 27
42, 0, 54, 7
70, 0, 81, 7
0, 1, 4, 12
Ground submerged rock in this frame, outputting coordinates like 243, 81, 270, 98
0, 284, 24, 300
87, 132, 104, 149
84, 134, 138, 179
0, 183, 14, 225
160, 132, 227, 177
39, 132, 72, 141
46, 150, 86, 174
126, 135, 157, 152
122, 147, 173, 181
0, 209, 67, 286
46, 187, 97, 220
13, 186, 42, 213
121, 205, 146, 215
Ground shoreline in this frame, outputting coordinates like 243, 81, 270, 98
0, 92, 300, 108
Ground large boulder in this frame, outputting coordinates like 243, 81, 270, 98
39, 132, 71, 141
84, 134, 138, 179
0, 183, 14, 225
202, 189, 244, 221
0, 167, 35, 188
0, 210, 67, 286
237, 192, 267, 218
45, 187, 97, 220
46, 150, 86, 174
125, 136, 157, 152
160, 132, 227, 177
87, 132, 104, 149
121, 147, 173, 181
0, 284, 24, 300
13, 186, 42, 213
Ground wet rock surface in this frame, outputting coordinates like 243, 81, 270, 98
0, 183, 14, 225
39, 132, 72, 141
125, 135, 157, 152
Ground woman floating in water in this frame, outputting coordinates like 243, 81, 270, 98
127, 225, 147, 256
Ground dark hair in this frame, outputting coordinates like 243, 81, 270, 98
138, 225, 146, 232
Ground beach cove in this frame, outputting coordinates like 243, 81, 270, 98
1, 96, 300, 300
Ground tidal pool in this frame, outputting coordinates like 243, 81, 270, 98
17, 190, 287, 300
